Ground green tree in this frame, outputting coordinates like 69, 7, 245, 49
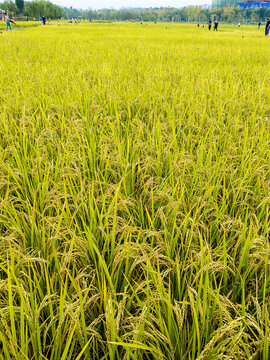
0, 0, 17, 13
24, 0, 64, 19
251, 11, 259, 23
15, 0, 23, 12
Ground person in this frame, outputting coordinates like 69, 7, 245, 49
202, 25, 205, 28
214, 20, 218, 31
238, 22, 240, 27
197, 23, 200, 27
42, 17, 46, 26
4, 12, 11, 31
265, 16, 270, 36
258, 22, 261, 29
208, 19, 212, 30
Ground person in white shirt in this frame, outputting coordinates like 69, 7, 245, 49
4, 12, 11, 31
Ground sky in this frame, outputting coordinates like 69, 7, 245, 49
52, 0, 209, 10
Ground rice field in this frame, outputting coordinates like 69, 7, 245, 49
0, 21, 40, 31
0, 22, 269, 360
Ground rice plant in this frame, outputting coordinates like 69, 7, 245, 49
0, 22, 269, 360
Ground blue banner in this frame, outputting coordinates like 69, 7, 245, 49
239, 2, 270, 7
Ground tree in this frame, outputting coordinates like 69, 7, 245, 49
15, 0, 23, 13
251, 11, 259, 23
0, 1, 18, 14
24, 1, 64, 19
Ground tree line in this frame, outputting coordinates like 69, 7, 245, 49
0, 0, 270, 23
81, 6, 270, 23
0, 0, 64, 19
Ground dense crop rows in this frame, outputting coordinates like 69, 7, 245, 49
0, 22, 269, 359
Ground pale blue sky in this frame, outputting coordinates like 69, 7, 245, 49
51, 0, 209, 10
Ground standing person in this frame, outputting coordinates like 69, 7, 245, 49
208, 19, 212, 30
214, 20, 218, 31
265, 16, 270, 36
258, 22, 261, 29
197, 23, 200, 28
42, 17, 46, 26
238, 22, 240, 27
4, 12, 11, 31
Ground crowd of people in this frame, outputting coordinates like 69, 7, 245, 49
0, 12, 48, 30
197, 18, 270, 35
1, 11, 270, 36
40, 17, 47, 26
